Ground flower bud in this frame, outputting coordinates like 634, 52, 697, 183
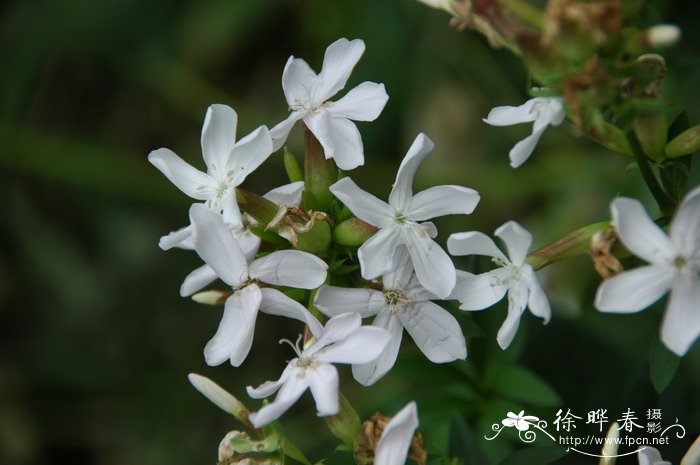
192, 290, 231, 305
295, 221, 332, 254
528, 221, 610, 270
646, 24, 681, 48
333, 218, 378, 246
188, 374, 252, 428
665, 124, 700, 158
304, 125, 337, 212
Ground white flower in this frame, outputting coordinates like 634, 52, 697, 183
246, 313, 391, 428
159, 181, 304, 251
314, 248, 466, 386
149, 104, 273, 233
329, 133, 480, 298
595, 186, 700, 356
483, 96, 565, 168
269, 38, 389, 170
188, 204, 327, 367
374, 402, 419, 465
447, 221, 551, 349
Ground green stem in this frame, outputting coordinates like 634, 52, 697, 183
626, 131, 674, 216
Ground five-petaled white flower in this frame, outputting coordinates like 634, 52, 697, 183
330, 133, 480, 298
177, 182, 306, 297
447, 221, 551, 349
314, 248, 466, 386
159, 181, 304, 252
188, 204, 327, 367
269, 38, 389, 170
149, 104, 273, 231
374, 401, 420, 465
502, 411, 539, 432
595, 186, 700, 356
483, 96, 565, 168
246, 313, 391, 428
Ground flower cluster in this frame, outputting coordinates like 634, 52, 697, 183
149, 33, 699, 465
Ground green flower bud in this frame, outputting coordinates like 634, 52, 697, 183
304, 125, 337, 212
283, 147, 303, 183
295, 221, 332, 254
665, 124, 700, 158
333, 218, 378, 247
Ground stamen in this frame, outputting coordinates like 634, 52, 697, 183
279, 334, 304, 358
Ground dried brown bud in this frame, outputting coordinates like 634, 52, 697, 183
591, 227, 623, 279
354, 413, 427, 465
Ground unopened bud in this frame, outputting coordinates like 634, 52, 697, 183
192, 290, 231, 305
188, 374, 251, 427
647, 24, 681, 48
333, 218, 378, 246
599, 422, 620, 465
666, 124, 700, 158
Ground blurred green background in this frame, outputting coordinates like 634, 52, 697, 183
1, 1, 700, 464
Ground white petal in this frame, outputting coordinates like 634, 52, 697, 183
382, 245, 413, 291
483, 100, 537, 126
249, 250, 327, 289
246, 363, 295, 399
270, 111, 304, 152
201, 104, 237, 172
159, 224, 193, 251
306, 111, 365, 170
595, 265, 673, 313
204, 285, 262, 367
447, 231, 506, 261
638, 448, 667, 465
452, 270, 508, 310
248, 369, 309, 428
408, 185, 480, 221
306, 364, 340, 416
497, 281, 529, 349
221, 189, 244, 230
670, 185, 700, 257
403, 229, 456, 299
316, 326, 391, 365
180, 264, 219, 297
329, 177, 392, 227
282, 57, 317, 106
358, 226, 401, 279
375, 402, 419, 465
329, 82, 389, 121
388, 133, 434, 211
259, 288, 324, 338
494, 221, 532, 266
524, 267, 551, 323
234, 229, 262, 263
310, 312, 363, 352
661, 270, 700, 356
228, 125, 273, 185
313, 285, 385, 318
148, 148, 212, 200
509, 126, 546, 168
611, 197, 676, 265
400, 301, 467, 362
264, 181, 305, 206
681, 434, 700, 465
190, 204, 249, 287
352, 310, 403, 386
315, 38, 365, 103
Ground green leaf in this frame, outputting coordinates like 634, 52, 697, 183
650, 336, 681, 394
448, 414, 492, 465
498, 446, 567, 465
283, 438, 313, 465
494, 366, 562, 408
284, 147, 304, 183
